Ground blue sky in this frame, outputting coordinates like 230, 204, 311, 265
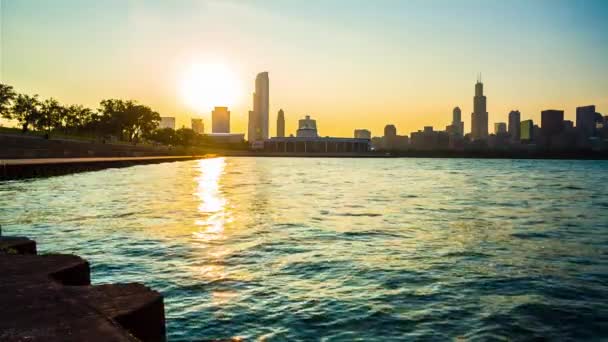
1, 0, 607, 136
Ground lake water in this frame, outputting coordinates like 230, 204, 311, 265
2, 157, 608, 340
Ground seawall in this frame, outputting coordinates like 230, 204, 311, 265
0, 133, 180, 159
0, 156, 210, 180
0, 236, 166, 342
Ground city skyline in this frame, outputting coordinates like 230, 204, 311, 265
1, 0, 607, 136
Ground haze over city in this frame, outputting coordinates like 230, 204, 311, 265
2, 0, 607, 137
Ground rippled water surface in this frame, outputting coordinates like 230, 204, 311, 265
2, 158, 608, 340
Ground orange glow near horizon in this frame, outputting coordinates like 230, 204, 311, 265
2, 1, 607, 138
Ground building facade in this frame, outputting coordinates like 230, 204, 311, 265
576, 105, 596, 138
410, 126, 449, 150
212, 107, 230, 133
384, 124, 397, 138
277, 109, 285, 137
264, 114, 369, 153
471, 80, 489, 140
159, 117, 176, 130
264, 137, 370, 153
191, 118, 204, 134
521, 119, 534, 142
541, 109, 564, 137
494, 122, 507, 135
508, 110, 521, 142
296, 115, 318, 138
248, 72, 269, 142
354, 129, 371, 139
451, 106, 464, 137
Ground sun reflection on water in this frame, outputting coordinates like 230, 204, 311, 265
194, 157, 228, 240
192, 157, 240, 307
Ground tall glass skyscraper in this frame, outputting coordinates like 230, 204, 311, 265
248, 72, 269, 143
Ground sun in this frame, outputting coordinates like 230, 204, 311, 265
180, 63, 241, 113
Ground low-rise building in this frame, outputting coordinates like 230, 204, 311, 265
160, 117, 176, 130
264, 137, 370, 153
191, 118, 204, 134
354, 129, 371, 140
410, 126, 449, 150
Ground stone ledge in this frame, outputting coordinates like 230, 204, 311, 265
0, 236, 37, 254
0, 236, 166, 342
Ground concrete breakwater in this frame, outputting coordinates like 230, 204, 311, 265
0, 156, 210, 180
0, 133, 177, 159
0, 236, 166, 342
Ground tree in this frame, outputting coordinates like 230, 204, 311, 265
0, 83, 16, 119
175, 128, 197, 146
38, 98, 64, 137
98, 99, 127, 137
63, 104, 94, 134
146, 127, 176, 145
123, 103, 161, 143
98, 99, 160, 142
11, 94, 41, 133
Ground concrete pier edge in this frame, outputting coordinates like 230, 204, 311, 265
0, 236, 166, 342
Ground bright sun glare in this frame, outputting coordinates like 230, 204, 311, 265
180, 63, 241, 113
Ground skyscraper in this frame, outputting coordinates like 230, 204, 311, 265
508, 110, 521, 142
451, 107, 464, 137
541, 109, 564, 137
248, 72, 269, 142
277, 109, 285, 137
494, 122, 507, 134
212, 106, 230, 133
520, 119, 534, 142
471, 78, 488, 140
248, 110, 256, 142
576, 105, 596, 138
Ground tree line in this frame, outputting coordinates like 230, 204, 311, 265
0, 83, 247, 149
0, 83, 163, 143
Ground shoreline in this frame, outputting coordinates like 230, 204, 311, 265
2, 151, 607, 181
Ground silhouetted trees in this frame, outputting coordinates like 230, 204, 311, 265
11, 94, 41, 133
0, 82, 247, 150
97, 99, 160, 142
38, 98, 64, 137
0, 84, 16, 117
0, 83, 161, 143
145, 127, 177, 146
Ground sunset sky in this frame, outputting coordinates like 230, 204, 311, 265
1, 0, 607, 138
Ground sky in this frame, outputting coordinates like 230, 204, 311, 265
1, 0, 607, 137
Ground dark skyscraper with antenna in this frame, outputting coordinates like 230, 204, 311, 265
471, 76, 489, 140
